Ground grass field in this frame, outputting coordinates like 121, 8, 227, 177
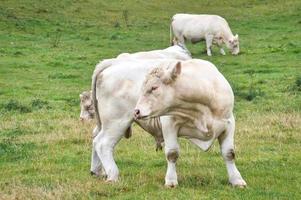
0, 0, 301, 199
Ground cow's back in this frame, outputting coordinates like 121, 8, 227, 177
172, 14, 230, 37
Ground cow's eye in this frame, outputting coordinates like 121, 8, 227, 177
151, 86, 158, 91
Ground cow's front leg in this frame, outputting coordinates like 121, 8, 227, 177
220, 48, 226, 55
216, 38, 226, 55
205, 34, 213, 56
161, 116, 180, 187
218, 115, 247, 187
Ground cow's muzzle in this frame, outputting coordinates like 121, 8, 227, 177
134, 109, 141, 120
134, 109, 149, 120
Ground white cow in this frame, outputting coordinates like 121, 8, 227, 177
170, 14, 240, 56
91, 58, 246, 188
135, 59, 246, 187
79, 90, 94, 121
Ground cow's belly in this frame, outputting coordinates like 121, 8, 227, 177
182, 27, 206, 41
184, 32, 205, 42
190, 37, 204, 44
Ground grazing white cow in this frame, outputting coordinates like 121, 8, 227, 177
135, 59, 246, 187
170, 14, 240, 56
79, 90, 94, 121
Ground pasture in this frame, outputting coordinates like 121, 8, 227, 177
0, 0, 300, 199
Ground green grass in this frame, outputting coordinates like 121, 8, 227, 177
0, 0, 301, 199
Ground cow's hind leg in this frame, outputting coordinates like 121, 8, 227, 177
173, 33, 185, 46
218, 115, 247, 187
90, 127, 105, 177
161, 117, 180, 187
93, 120, 130, 182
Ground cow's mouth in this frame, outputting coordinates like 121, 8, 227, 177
134, 114, 149, 120
133, 107, 159, 120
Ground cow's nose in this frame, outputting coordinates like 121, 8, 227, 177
134, 109, 140, 119
80, 117, 84, 121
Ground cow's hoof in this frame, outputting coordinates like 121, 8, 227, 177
165, 183, 178, 188
90, 171, 99, 177
105, 179, 118, 183
165, 180, 178, 188
229, 178, 247, 188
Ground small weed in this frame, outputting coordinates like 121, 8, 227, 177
2, 100, 31, 113
122, 10, 130, 28
48, 73, 79, 79
50, 28, 62, 48
292, 49, 300, 54
114, 21, 120, 28
48, 61, 63, 68
232, 72, 264, 101
1, 127, 25, 138
266, 44, 287, 53
110, 32, 122, 40
13, 51, 24, 56
36, 8, 48, 14
245, 72, 264, 101
296, 76, 301, 88
64, 98, 78, 107
31, 99, 50, 109
245, 87, 263, 101
290, 75, 301, 92
0, 140, 36, 162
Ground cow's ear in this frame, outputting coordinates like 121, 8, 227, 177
234, 34, 239, 40
79, 94, 83, 99
171, 61, 181, 79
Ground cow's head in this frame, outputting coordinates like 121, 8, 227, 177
79, 90, 95, 121
228, 34, 239, 55
134, 61, 181, 119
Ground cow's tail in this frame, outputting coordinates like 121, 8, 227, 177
169, 19, 174, 46
91, 59, 114, 132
